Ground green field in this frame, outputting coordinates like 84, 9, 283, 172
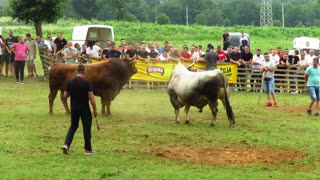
1, 76, 320, 179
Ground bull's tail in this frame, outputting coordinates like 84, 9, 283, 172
219, 72, 235, 126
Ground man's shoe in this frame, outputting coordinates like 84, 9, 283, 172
62, 145, 69, 154
315, 112, 319, 117
20, 81, 24, 84
274, 102, 279, 107
84, 150, 96, 155
265, 102, 272, 107
306, 109, 312, 116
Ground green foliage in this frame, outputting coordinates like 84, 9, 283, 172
157, 13, 170, 25
72, 0, 98, 20
8, 0, 64, 36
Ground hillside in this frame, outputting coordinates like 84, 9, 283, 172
0, 17, 320, 52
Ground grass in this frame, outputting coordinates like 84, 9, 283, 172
0, 75, 320, 179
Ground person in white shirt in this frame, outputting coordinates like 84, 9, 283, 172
269, 49, 280, 65
250, 49, 264, 92
306, 50, 317, 66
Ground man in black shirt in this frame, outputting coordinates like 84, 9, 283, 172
230, 47, 244, 91
5, 30, 18, 76
62, 64, 97, 155
103, 41, 121, 59
53, 32, 67, 62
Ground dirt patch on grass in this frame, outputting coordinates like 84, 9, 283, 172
152, 145, 307, 165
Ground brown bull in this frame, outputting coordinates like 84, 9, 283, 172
48, 58, 137, 115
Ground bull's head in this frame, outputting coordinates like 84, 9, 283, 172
122, 57, 138, 75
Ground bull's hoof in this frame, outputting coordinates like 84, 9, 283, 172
106, 113, 112, 117
48, 112, 53, 115
185, 121, 190, 125
210, 123, 216, 127
229, 122, 236, 128
175, 121, 180, 125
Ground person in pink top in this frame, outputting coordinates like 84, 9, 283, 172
11, 37, 29, 84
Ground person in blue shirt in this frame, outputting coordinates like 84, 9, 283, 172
305, 58, 320, 116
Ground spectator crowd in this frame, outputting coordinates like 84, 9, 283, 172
0, 29, 317, 94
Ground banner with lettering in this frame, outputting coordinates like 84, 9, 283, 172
131, 60, 238, 83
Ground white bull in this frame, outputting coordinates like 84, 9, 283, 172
167, 63, 235, 127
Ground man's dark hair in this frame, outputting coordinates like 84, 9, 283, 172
77, 64, 85, 73
264, 52, 269, 55
207, 44, 214, 50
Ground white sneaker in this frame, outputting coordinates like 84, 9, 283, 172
84, 150, 96, 155
62, 145, 69, 154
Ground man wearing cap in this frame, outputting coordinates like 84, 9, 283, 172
62, 64, 97, 155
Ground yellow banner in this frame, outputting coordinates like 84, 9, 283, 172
131, 60, 238, 83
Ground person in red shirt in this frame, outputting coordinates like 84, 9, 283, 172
180, 46, 191, 61
216, 45, 226, 62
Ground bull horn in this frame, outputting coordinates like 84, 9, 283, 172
187, 61, 196, 69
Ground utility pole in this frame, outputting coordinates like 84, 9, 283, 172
282, 3, 284, 27
186, 6, 189, 26
155, 0, 157, 24
260, 0, 273, 27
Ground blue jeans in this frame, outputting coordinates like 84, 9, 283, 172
308, 86, 320, 100
264, 77, 275, 94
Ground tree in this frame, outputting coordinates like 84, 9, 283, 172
72, 0, 98, 20
8, 0, 64, 37
157, 13, 170, 25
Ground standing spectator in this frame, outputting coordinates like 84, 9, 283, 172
146, 41, 158, 54
204, 44, 219, 70
269, 49, 280, 65
225, 47, 233, 63
103, 42, 121, 59
276, 47, 284, 60
148, 47, 159, 62
240, 46, 253, 91
159, 50, 169, 61
288, 50, 300, 94
0, 35, 5, 76
239, 30, 249, 52
168, 48, 181, 62
216, 45, 226, 62
260, 52, 278, 107
305, 58, 320, 116
79, 44, 88, 63
5, 30, 18, 77
190, 45, 200, 62
63, 41, 78, 64
198, 45, 205, 57
306, 50, 316, 66
155, 41, 164, 54
53, 32, 67, 63
87, 41, 102, 60
25, 33, 38, 77
297, 51, 308, 93
222, 29, 230, 50
120, 39, 128, 51
230, 47, 244, 91
62, 64, 97, 155
250, 49, 264, 92
125, 43, 136, 58
180, 46, 191, 61
276, 54, 289, 93
11, 37, 29, 84
46, 33, 55, 51
136, 45, 149, 62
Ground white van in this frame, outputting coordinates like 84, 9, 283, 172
228, 32, 250, 49
293, 37, 320, 55
72, 25, 114, 49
